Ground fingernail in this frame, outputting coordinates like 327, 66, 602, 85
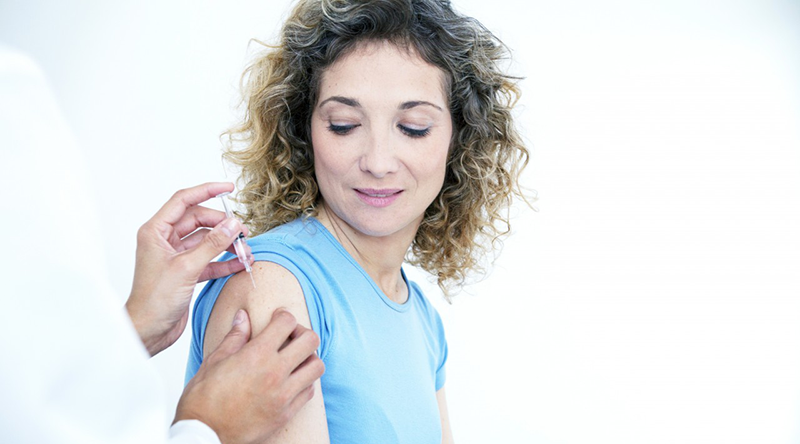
232, 309, 246, 326
221, 218, 239, 237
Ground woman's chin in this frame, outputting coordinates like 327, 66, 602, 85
343, 215, 419, 240
351, 221, 405, 239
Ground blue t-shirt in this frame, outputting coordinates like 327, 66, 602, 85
186, 217, 448, 444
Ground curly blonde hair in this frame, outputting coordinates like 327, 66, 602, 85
225, 0, 530, 297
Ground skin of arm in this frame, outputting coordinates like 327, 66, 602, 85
437, 387, 455, 444
203, 261, 331, 444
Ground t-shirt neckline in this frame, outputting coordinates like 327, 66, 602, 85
307, 216, 413, 313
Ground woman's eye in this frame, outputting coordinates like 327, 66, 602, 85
398, 124, 431, 138
327, 123, 360, 135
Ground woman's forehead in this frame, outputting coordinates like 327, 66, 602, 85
317, 40, 449, 107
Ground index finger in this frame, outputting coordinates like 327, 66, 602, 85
152, 182, 235, 226
243, 309, 300, 358
279, 324, 320, 369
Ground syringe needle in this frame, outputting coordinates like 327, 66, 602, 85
216, 192, 257, 289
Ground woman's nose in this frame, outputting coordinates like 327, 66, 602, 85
359, 131, 400, 178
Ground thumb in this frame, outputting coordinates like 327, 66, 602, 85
191, 218, 243, 269
205, 309, 252, 365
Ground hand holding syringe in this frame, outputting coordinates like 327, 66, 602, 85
216, 192, 256, 289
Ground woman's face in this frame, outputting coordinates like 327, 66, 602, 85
311, 41, 452, 240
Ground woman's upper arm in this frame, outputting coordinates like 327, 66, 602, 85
437, 387, 454, 444
203, 261, 330, 444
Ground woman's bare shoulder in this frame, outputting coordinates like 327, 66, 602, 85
203, 261, 330, 444
203, 261, 309, 358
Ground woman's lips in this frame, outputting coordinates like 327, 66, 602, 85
355, 188, 403, 207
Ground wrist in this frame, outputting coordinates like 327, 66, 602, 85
174, 392, 225, 442
125, 297, 164, 356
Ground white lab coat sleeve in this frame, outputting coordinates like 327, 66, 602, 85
0, 44, 218, 444
169, 420, 222, 444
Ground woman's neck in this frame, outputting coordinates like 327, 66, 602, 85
316, 204, 417, 304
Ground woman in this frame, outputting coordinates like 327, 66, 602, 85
186, 0, 528, 442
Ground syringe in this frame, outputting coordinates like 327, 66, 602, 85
216, 192, 256, 289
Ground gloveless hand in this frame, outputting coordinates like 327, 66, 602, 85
125, 182, 253, 356
176, 309, 324, 444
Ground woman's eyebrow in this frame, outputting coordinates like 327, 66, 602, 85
318, 96, 361, 108
318, 96, 443, 112
399, 100, 443, 112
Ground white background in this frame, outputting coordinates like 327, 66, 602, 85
2, 0, 799, 442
